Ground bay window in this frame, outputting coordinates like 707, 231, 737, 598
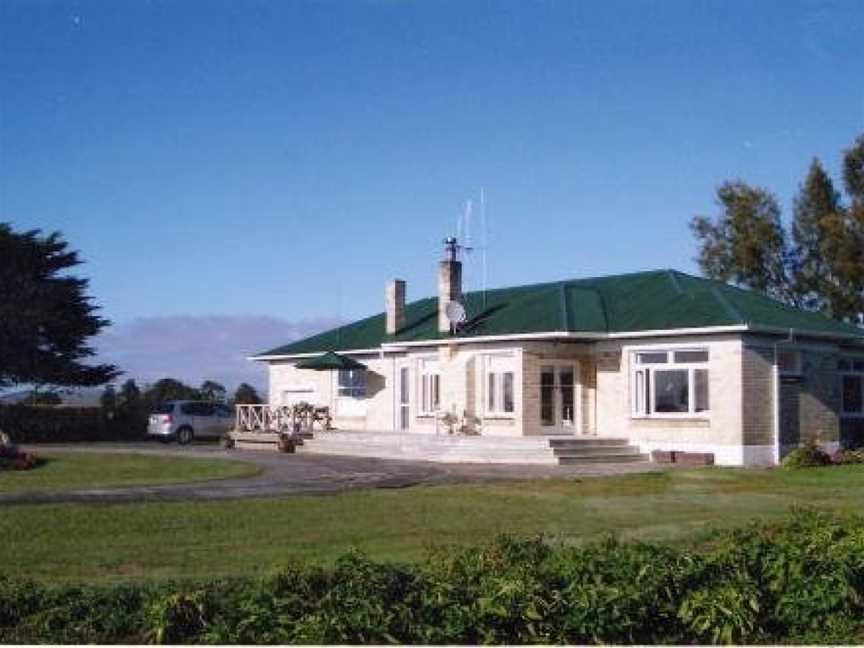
632, 348, 710, 417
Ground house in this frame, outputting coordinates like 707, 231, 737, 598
249, 239, 864, 466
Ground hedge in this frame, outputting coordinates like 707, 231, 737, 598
3, 509, 864, 644
0, 405, 147, 443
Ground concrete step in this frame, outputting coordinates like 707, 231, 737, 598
552, 445, 642, 458
299, 444, 558, 464
548, 438, 630, 448
557, 453, 650, 465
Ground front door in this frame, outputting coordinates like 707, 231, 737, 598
540, 363, 580, 434
399, 366, 410, 430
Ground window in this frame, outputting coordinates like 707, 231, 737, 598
632, 348, 710, 417
337, 369, 366, 398
485, 354, 516, 416
778, 350, 802, 375
419, 359, 440, 414
840, 358, 864, 417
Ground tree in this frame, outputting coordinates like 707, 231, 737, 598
143, 378, 200, 407
100, 384, 117, 411
843, 134, 864, 204
692, 133, 864, 323
25, 390, 61, 406
791, 159, 843, 313
117, 379, 142, 411
199, 380, 227, 403
233, 383, 262, 405
690, 181, 793, 303
0, 223, 118, 388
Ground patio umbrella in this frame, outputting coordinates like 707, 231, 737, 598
295, 351, 367, 371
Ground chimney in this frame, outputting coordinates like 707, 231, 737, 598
438, 237, 463, 333
386, 279, 406, 335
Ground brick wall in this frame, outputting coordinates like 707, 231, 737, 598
741, 346, 774, 447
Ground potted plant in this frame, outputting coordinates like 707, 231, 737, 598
277, 433, 296, 453
439, 411, 458, 435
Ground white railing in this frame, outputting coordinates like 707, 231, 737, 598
234, 404, 334, 434
235, 404, 293, 433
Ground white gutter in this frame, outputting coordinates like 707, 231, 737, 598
249, 323, 863, 362
248, 348, 384, 362
381, 325, 751, 349
749, 324, 864, 343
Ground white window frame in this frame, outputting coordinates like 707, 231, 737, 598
483, 353, 517, 418
337, 369, 367, 399
418, 358, 441, 415
631, 347, 710, 419
840, 357, 864, 418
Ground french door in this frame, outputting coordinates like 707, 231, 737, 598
398, 366, 410, 430
540, 364, 580, 433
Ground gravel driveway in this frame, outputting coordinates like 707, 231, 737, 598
2, 442, 662, 505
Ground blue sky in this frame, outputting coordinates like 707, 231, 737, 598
1, 0, 863, 388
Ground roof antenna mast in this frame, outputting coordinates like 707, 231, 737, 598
480, 187, 487, 308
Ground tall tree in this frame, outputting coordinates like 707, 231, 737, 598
144, 378, 200, 406
0, 223, 118, 388
843, 134, 864, 205
692, 133, 864, 324
117, 379, 142, 410
791, 159, 843, 313
100, 384, 118, 411
233, 383, 262, 405
199, 380, 227, 403
690, 181, 793, 303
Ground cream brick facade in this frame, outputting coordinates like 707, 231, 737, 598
264, 333, 860, 466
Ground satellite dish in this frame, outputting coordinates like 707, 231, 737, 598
445, 301, 467, 326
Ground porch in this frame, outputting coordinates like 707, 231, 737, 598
230, 405, 646, 465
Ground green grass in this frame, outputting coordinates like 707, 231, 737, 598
0, 451, 259, 494
4, 464, 864, 584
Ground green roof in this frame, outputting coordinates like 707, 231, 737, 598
257, 269, 864, 357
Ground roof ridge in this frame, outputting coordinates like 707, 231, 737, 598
709, 285, 746, 323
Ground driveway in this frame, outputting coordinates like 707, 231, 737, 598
3, 442, 663, 505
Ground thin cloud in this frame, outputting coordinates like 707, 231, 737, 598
95, 315, 340, 392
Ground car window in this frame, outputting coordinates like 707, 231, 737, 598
153, 403, 174, 415
196, 402, 215, 416
215, 404, 233, 417
180, 402, 198, 415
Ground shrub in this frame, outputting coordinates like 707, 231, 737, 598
832, 449, 864, 465
781, 442, 832, 469
4, 511, 864, 644
0, 405, 147, 444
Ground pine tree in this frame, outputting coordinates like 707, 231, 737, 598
791, 159, 842, 313
0, 223, 118, 387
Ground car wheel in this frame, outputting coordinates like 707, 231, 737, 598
177, 426, 194, 445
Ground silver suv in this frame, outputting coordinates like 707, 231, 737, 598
147, 400, 234, 444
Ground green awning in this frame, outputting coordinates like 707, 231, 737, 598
295, 351, 367, 371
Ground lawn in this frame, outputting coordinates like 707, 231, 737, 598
3, 463, 864, 583
0, 451, 259, 494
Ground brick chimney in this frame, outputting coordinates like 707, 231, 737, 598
438, 237, 463, 333
386, 279, 406, 335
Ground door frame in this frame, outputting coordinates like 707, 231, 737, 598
397, 364, 411, 431
538, 361, 582, 434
